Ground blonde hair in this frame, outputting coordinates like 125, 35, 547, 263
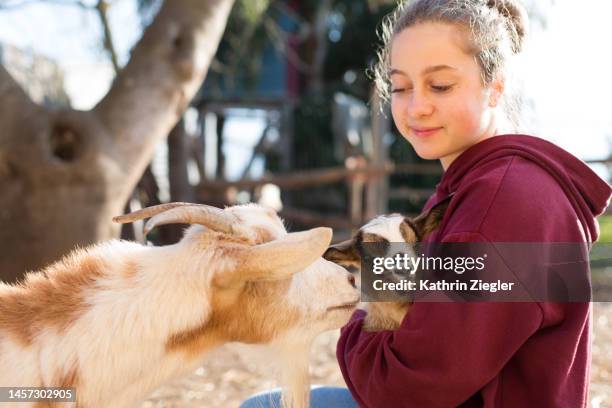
372, 0, 529, 130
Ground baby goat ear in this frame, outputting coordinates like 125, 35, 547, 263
411, 195, 454, 240
231, 227, 332, 284
323, 237, 360, 267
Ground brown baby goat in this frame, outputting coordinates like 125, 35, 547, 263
324, 198, 451, 331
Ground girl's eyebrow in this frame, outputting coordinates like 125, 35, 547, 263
389, 68, 407, 77
389, 65, 458, 77
422, 64, 458, 74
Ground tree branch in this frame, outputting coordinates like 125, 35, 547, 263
262, 15, 311, 73
92, 0, 235, 199
95, 0, 120, 73
222, 1, 272, 88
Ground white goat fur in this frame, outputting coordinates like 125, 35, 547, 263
324, 205, 448, 331
0, 203, 358, 408
351, 214, 417, 330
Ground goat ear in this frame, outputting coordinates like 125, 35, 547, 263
411, 195, 453, 240
323, 237, 360, 267
228, 227, 332, 284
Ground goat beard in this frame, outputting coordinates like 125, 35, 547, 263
266, 330, 317, 408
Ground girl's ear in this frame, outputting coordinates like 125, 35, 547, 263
489, 73, 506, 108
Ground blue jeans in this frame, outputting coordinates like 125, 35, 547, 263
239, 385, 358, 408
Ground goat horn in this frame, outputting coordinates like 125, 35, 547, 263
143, 205, 237, 236
113, 202, 238, 236
112, 202, 195, 224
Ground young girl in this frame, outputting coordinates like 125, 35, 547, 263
337, 0, 611, 407
242, 0, 611, 407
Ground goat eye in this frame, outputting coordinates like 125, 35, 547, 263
360, 241, 389, 258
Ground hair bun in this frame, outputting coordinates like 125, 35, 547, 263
487, 0, 529, 53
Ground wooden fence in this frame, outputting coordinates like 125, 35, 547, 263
195, 161, 442, 232
195, 157, 611, 233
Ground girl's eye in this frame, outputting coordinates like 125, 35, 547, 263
431, 84, 454, 92
391, 87, 412, 94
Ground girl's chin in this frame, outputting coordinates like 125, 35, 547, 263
402, 137, 446, 161
411, 148, 444, 161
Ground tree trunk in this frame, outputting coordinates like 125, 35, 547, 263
0, 0, 235, 283
168, 119, 193, 203
165, 119, 193, 243
215, 113, 226, 179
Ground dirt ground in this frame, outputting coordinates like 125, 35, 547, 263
592, 303, 612, 408
142, 303, 612, 408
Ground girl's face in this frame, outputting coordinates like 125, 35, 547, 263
389, 22, 502, 169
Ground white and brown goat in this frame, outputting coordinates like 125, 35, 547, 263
0, 202, 359, 408
324, 198, 451, 331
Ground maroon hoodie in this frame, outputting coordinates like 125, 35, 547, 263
336, 135, 611, 407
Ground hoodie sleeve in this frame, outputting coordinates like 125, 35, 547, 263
336, 232, 544, 408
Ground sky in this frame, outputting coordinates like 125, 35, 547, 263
0, 0, 610, 180
519, 0, 612, 161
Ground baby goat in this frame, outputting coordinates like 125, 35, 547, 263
324, 198, 451, 331
0, 202, 358, 408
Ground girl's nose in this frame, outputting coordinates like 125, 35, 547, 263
408, 92, 434, 118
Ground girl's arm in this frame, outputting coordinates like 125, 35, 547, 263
336, 232, 544, 407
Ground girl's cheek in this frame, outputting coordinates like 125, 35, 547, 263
391, 101, 408, 136
452, 101, 484, 135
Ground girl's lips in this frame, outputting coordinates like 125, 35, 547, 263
411, 127, 442, 137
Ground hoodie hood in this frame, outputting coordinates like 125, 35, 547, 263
436, 134, 611, 241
